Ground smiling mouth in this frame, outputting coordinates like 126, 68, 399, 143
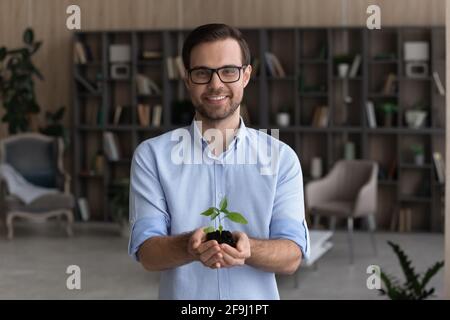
204, 95, 228, 102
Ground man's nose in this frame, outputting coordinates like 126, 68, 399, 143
208, 71, 223, 89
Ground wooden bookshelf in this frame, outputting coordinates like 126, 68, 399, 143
72, 27, 445, 232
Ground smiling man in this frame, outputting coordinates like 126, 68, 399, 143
128, 23, 310, 299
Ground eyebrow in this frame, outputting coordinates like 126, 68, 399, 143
190, 64, 242, 69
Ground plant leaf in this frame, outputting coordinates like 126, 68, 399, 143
219, 196, 228, 211
225, 212, 248, 224
23, 28, 34, 45
203, 226, 215, 234
420, 261, 444, 290
210, 209, 220, 220
200, 207, 216, 217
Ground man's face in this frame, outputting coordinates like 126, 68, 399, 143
185, 38, 252, 121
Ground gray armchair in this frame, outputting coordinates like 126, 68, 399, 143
305, 159, 378, 264
0, 133, 74, 239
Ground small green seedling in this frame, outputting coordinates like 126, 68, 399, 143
200, 196, 248, 235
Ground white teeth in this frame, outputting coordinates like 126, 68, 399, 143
207, 96, 226, 101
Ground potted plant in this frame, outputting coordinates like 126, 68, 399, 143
0, 28, 42, 134
201, 196, 248, 248
410, 144, 425, 166
379, 241, 443, 300
276, 105, 291, 127
333, 54, 353, 78
110, 178, 130, 237
39, 106, 70, 150
378, 102, 398, 127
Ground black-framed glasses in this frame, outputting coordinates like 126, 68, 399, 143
188, 65, 247, 84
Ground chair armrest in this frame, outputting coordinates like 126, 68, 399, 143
305, 174, 336, 210
353, 165, 378, 217
56, 170, 72, 194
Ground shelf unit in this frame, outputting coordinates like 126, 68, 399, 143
72, 27, 445, 232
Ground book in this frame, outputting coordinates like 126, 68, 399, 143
74, 41, 87, 64
264, 52, 286, 77
137, 104, 151, 126
311, 106, 329, 128
432, 152, 445, 183
382, 73, 396, 95
103, 131, 120, 161
174, 56, 186, 79
349, 54, 361, 78
365, 100, 377, 128
77, 198, 90, 222
136, 74, 161, 95
75, 73, 99, 93
166, 57, 176, 79
112, 105, 123, 125
141, 50, 162, 60
432, 71, 445, 96
152, 104, 163, 127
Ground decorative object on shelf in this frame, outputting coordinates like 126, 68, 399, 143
109, 44, 131, 80
136, 73, 161, 95
410, 144, 424, 166
110, 63, 130, 80
333, 54, 353, 78
404, 42, 429, 79
311, 105, 329, 128
275, 105, 290, 127
310, 157, 323, 179
344, 142, 355, 160
382, 73, 397, 95
377, 102, 398, 127
378, 241, 443, 300
103, 131, 120, 161
405, 109, 427, 129
109, 44, 131, 63
0, 28, 42, 134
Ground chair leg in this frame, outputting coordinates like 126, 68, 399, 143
64, 210, 74, 237
367, 214, 378, 256
347, 217, 354, 264
329, 216, 337, 231
313, 215, 321, 229
6, 214, 14, 240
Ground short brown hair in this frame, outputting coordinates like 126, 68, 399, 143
182, 23, 251, 69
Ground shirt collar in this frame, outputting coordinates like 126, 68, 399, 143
189, 113, 248, 152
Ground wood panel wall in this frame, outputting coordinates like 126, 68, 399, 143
0, 0, 445, 139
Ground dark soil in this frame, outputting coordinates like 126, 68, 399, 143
205, 230, 236, 248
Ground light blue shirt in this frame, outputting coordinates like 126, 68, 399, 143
128, 116, 310, 300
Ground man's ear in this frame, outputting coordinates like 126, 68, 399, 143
243, 65, 252, 88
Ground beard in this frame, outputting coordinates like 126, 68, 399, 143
193, 89, 241, 121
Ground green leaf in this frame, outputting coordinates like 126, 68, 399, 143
200, 207, 216, 217
0, 47, 6, 61
23, 28, 34, 45
219, 196, 228, 211
225, 212, 248, 224
203, 226, 215, 234
210, 210, 220, 220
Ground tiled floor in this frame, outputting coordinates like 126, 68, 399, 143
0, 222, 444, 299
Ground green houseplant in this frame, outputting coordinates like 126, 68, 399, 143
110, 178, 130, 236
0, 28, 42, 134
201, 196, 248, 247
378, 102, 398, 127
39, 106, 70, 150
379, 241, 444, 300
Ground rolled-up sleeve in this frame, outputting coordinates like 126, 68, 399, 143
269, 145, 310, 260
128, 142, 170, 261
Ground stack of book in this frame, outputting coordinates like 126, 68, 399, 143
103, 131, 120, 161
166, 56, 186, 79
311, 106, 329, 128
137, 104, 163, 127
